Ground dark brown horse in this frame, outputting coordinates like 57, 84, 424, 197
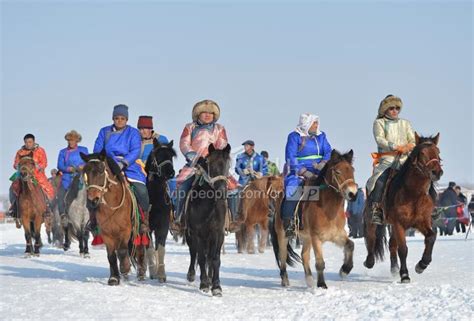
17, 154, 47, 256
272, 150, 358, 289
81, 150, 146, 285
236, 175, 284, 254
364, 133, 443, 283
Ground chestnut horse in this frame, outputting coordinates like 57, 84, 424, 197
364, 133, 443, 283
17, 154, 47, 256
236, 175, 284, 254
272, 150, 358, 289
81, 150, 146, 285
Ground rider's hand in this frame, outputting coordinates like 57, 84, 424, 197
118, 162, 125, 171
254, 172, 263, 179
243, 168, 250, 175
313, 161, 326, 171
68, 166, 76, 173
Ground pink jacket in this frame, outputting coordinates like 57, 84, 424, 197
177, 122, 228, 185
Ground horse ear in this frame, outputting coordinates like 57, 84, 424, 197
167, 140, 174, 148
330, 149, 340, 160
415, 132, 420, 145
197, 157, 207, 167
344, 149, 354, 164
223, 144, 231, 154
80, 152, 89, 162
208, 143, 216, 154
99, 149, 107, 161
432, 133, 440, 145
153, 137, 161, 149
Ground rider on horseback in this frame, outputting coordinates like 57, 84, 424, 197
366, 94, 415, 225
281, 113, 332, 237
235, 140, 267, 186
9, 133, 55, 225
172, 100, 230, 230
57, 130, 89, 221
88, 104, 150, 234
137, 115, 169, 164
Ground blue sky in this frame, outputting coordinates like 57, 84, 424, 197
1, 1, 472, 195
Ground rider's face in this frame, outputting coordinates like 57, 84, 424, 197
68, 139, 78, 149
113, 116, 128, 130
139, 128, 152, 139
24, 138, 35, 149
309, 121, 319, 133
386, 106, 400, 118
244, 144, 254, 154
199, 112, 214, 124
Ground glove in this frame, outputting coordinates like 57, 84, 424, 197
243, 168, 250, 175
313, 161, 326, 171
302, 171, 315, 179
254, 172, 263, 179
67, 166, 76, 173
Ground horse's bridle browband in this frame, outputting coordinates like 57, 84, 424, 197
83, 159, 125, 210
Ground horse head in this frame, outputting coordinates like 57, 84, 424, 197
199, 143, 231, 193
321, 149, 358, 201
412, 132, 443, 182
18, 152, 36, 182
146, 139, 176, 181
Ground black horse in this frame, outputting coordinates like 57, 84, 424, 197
145, 139, 176, 282
186, 143, 231, 297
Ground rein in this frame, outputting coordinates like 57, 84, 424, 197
323, 167, 354, 196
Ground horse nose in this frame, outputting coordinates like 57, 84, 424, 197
348, 192, 356, 201
91, 198, 100, 208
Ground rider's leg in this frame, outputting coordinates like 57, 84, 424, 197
369, 169, 390, 225
131, 182, 150, 234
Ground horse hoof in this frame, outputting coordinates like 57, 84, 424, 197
108, 277, 120, 286
281, 279, 290, 287
391, 266, 400, 276
363, 260, 374, 269
158, 277, 166, 283
121, 274, 129, 281
415, 262, 426, 274
200, 285, 210, 293
339, 269, 348, 279
305, 276, 314, 288
24, 253, 32, 258
83, 253, 90, 259
317, 282, 328, 289
138, 275, 145, 282
212, 287, 222, 297
400, 274, 411, 283
187, 272, 195, 283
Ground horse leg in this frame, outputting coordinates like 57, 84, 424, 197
117, 246, 131, 281
301, 235, 314, 288
415, 224, 437, 274
277, 228, 290, 287
107, 246, 120, 285
83, 230, 90, 258
33, 214, 43, 256
63, 224, 70, 251
23, 219, 33, 256
389, 234, 399, 276
336, 234, 354, 278
146, 233, 158, 280
187, 236, 197, 282
363, 216, 377, 269
198, 245, 210, 292
312, 236, 327, 289
246, 224, 256, 254
78, 232, 84, 256
258, 222, 269, 253
211, 235, 224, 297
157, 244, 166, 283
393, 223, 410, 283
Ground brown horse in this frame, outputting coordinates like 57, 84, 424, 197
272, 150, 358, 289
364, 133, 443, 283
236, 175, 284, 254
17, 154, 47, 256
81, 150, 146, 285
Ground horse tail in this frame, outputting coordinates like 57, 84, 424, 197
270, 218, 301, 268
374, 224, 387, 262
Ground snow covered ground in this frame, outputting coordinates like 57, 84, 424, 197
0, 223, 472, 321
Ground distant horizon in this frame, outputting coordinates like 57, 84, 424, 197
1, 1, 472, 196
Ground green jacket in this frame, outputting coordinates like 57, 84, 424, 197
266, 160, 280, 176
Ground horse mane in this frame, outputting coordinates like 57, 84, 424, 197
387, 136, 438, 207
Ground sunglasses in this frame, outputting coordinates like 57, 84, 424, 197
388, 106, 401, 111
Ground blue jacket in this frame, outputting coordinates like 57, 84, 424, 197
235, 151, 268, 185
93, 125, 146, 184
347, 188, 365, 215
285, 131, 332, 175
140, 132, 169, 163
57, 146, 89, 189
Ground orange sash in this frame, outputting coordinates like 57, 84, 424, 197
371, 151, 400, 167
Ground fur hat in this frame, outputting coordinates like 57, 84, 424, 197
378, 95, 403, 118
137, 115, 153, 129
192, 99, 220, 122
64, 130, 82, 142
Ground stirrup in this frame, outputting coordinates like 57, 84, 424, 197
371, 204, 384, 225
283, 219, 296, 238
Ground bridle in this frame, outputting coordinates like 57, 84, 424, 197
83, 159, 125, 210
324, 165, 355, 196
412, 142, 442, 179
196, 163, 228, 190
